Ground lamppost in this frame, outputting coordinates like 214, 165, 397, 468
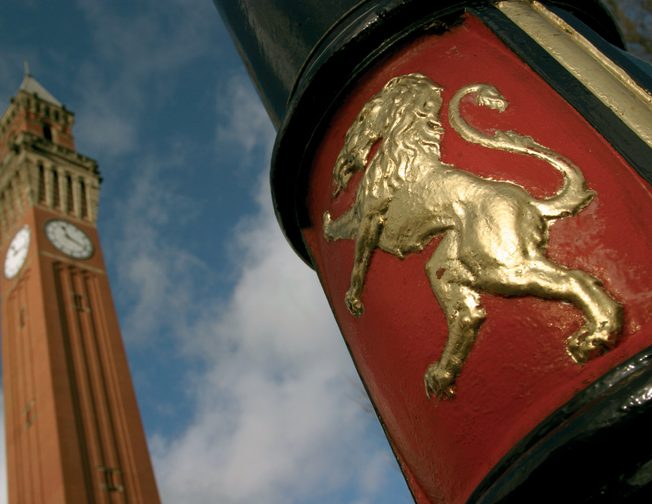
214, 1, 652, 501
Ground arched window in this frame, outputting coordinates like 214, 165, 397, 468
52, 169, 60, 208
43, 123, 52, 141
79, 178, 88, 219
37, 163, 46, 203
6, 182, 15, 224
66, 173, 74, 213
0, 194, 6, 237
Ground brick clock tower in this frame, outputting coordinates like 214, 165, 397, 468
0, 73, 161, 503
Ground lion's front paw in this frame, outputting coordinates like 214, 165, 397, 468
424, 364, 456, 400
345, 290, 364, 317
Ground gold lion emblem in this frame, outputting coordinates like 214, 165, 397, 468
323, 74, 623, 400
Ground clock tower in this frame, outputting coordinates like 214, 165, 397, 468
0, 73, 161, 503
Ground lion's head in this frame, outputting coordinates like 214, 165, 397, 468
332, 74, 444, 195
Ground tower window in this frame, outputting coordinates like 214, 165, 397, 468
37, 163, 46, 203
23, 400, 35, 429
73, 293, 89, 312
52, 170, 60, 208
66, 174, 74, 213
98, 466, 124, 493
0, 194, 6, 231
43, 123, 52, 142
7, 183, 15, 223
79, 178, 88, 219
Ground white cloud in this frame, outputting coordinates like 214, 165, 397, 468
216, 75, 276, 155
75, 93, 137, 156
109, 159, 404, 501
150, 178, 400, 503
106, 77, 406, 502
108, 156, 207, 345
72, 0, 217, 158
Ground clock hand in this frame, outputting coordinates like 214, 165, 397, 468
62, 228, 83, 247
8, 241, 21, 256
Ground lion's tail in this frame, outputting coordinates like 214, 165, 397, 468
506, 139, 595, 218
449, 84, 594, 219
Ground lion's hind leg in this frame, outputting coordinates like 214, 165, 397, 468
424, 234, 487, 399
559, 268, 622, 364
489, 259, 622, 364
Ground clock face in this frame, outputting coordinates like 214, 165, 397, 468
45, 220, 94, 259
4, 225, 31, 279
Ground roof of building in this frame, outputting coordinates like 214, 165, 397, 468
18, 73, 62, 106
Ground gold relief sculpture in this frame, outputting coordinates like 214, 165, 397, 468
323, 74, 623, 399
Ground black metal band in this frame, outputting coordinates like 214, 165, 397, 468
473, 4, 652, 186
470, 345, 652, 502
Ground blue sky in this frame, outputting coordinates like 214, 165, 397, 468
0, 0, 412, 502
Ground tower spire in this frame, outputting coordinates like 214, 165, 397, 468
18, 70, 62, 106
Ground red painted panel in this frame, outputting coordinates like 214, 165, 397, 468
302, 14, 652, 503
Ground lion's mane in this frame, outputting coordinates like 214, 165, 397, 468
333, 74, 444, 209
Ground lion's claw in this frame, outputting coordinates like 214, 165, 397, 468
567, 326, 616, 364
424, 364, 456, 400
345, 290, 364, 317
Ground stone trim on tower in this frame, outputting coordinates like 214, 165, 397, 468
0, 73, 100, 244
